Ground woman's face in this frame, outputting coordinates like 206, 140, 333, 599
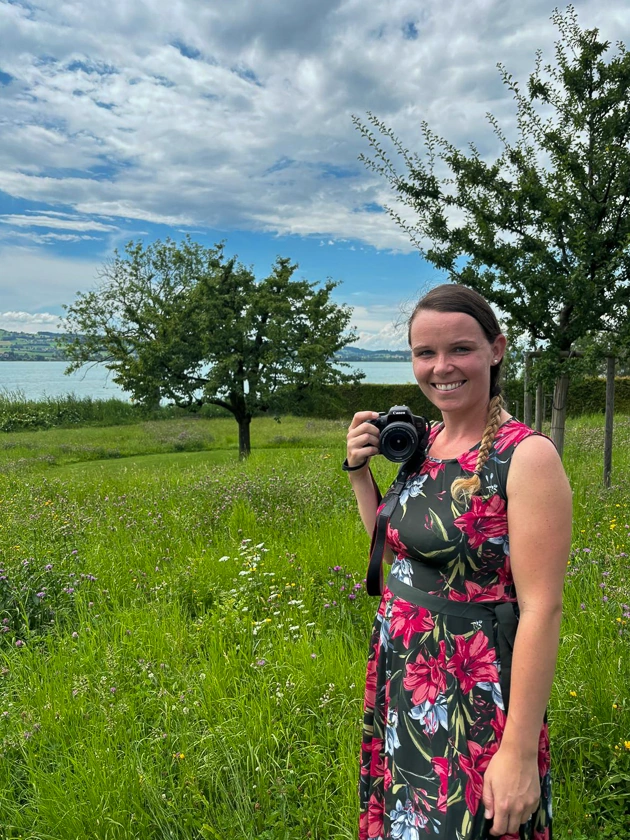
409, 309, 506, 415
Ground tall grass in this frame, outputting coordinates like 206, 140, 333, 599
0, 415, 627, 838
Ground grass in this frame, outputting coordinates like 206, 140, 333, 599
0, 413, 628, 838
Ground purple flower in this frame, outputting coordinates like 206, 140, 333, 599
583, 548, 591, 553
15, 640, 24, 648
348, 593, 357, 600
332, 565, 342, 572
255, 659, 267, 667
110, 686, 117, 694
310, 653, 317, 659
36, 592, 46, 599
44, 564, 53, 571
580, 603, 586, 610
324, 604, 330, 609
71, 550, 78, 556
603, 596, 609, 603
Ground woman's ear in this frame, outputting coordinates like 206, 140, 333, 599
492, 333, 507, 362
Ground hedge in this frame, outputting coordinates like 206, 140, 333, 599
271, 377, 630, 420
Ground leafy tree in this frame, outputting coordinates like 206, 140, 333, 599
354, 5, 630, 456
61, 237, 360, 457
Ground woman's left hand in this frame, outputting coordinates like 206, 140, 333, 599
482, 744, 540, 836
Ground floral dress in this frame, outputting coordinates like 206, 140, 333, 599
359, 418, 552, 840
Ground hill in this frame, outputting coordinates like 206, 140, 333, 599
0, 330, 409, 363
0, 329, 71, 361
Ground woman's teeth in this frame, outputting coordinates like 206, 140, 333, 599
433, 381, 465, 391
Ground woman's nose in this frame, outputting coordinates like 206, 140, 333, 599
432, 354, 453, 373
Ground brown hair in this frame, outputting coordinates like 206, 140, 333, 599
408, 284, 505, 504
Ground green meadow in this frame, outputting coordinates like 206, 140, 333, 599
0, 414, 629, 839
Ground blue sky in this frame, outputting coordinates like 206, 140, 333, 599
0, 0, 628, 348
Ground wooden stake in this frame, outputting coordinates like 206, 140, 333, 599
524, 353, 533, 428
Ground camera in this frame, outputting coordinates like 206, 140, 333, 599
368, 405, 431, 463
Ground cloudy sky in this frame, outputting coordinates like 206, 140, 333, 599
1, 0, 628, 348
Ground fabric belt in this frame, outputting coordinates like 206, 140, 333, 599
386, 573, 519, 714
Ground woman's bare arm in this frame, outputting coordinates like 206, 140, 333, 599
483, 434, 572, 836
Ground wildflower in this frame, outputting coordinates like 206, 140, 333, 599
15, 640, 24, 648
580, 604, 586, 610
310, 653, 317, 659
110, 687, 117, 694
72, 632, 78, 639
332, 565, 342, 572
569, 691, 577, 697
44, 564, 53, 571
255, 659, 267, 667
624, 741, 630, 750
348, 593, 357, 600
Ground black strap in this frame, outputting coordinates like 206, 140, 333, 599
366, 461, 415, 596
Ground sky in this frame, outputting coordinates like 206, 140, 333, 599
1, 0, 629, 349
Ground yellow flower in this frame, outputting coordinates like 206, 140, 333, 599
569, 690, 577, 697
625, 741, 630, 751
613, 703, 618, 709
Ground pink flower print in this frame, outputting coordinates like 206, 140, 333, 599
446, 632, 499, 694
431, 756, 450, 813
491, 706, 507, 742
494, 421, 535, 453
367, 792, 384, 839
457, 449, 480, 473
458, 739, 498, 815
420, 459, 446, 479
448, 580, 507, 603
369, 737, 385, 778
390, 600, 434, 648
403, 640, 448, 705
538, 722, 551, 778
364, 656, 377, 711
384, 763, 393, 792
454, 494, 508, 550
386, 525, 407, 556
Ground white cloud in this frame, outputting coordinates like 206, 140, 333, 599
0, 311, 62, 333
0, 248, 103, 310
0, 214, 118, 232
0, 0, 626, 253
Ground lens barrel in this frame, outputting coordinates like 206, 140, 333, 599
379, 422, 418, 463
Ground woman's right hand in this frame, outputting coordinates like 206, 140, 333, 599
346, 411, 381, 469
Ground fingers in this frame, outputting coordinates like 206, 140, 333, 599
346, 412, 380, 467
348, 410, 380, 430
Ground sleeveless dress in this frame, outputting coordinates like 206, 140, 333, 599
359, 418, 552, 840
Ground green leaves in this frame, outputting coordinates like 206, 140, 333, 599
61, 237, 360, 456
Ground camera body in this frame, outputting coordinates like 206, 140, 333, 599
368, 405, 431, 463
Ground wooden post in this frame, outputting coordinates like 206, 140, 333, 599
523, 353, 533, 428
535, 382, 544, 432
604, 355, 615, 488
550, 373, 570, 460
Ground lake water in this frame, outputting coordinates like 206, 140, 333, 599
0, 360, 416, 401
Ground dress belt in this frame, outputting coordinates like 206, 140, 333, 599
385, 573, 520, 714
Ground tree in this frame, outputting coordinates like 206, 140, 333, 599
61, 237, 360, 457
354, 5, 630, 456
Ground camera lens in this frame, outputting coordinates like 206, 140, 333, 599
380, 423, 417, 462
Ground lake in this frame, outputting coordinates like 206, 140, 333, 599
0, 360, 416, 401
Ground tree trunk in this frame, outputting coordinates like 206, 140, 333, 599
238, 415, 252, 459
550, 372, 570, 460
523, 353, 533, 427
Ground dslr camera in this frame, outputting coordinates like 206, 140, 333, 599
368, 405, 431, 463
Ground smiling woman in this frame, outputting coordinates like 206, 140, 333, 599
346, 284, 572, 840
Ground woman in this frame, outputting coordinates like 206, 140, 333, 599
345, 285, 571, 840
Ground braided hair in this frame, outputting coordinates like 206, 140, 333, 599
407, 284, 505, 505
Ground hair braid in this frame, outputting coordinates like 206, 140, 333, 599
451, 395, 504, 505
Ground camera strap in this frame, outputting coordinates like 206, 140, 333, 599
366, 459, 417, 597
